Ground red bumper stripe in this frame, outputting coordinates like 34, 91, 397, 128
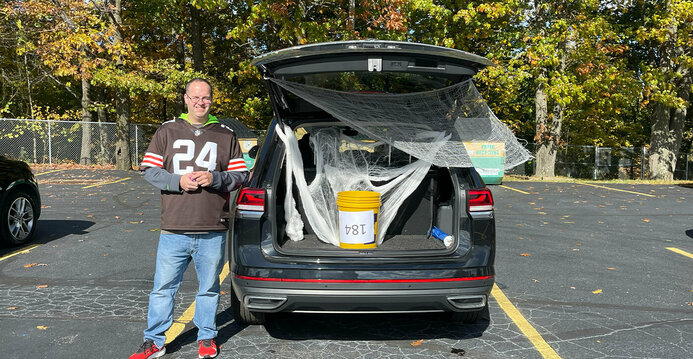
235, 274, 493, 283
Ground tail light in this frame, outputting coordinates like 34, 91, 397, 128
237, 188, 265, 212
468, 188, 494, 212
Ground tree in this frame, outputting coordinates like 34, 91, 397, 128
630, 0, 693, 180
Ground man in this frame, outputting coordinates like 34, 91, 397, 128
130, 78, 248, 359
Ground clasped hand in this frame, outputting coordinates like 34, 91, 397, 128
180, 171, 213, 192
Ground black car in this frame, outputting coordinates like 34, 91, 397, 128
0, 156, 41, 246
229, 40, 496, 325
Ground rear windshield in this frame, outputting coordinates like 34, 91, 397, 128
279, 72, 458, 118
285, 72, 457, 93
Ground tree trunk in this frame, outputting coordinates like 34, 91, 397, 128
112, 0, 131, 170
97, 103, 108, 165
348, 0, 355, 32
23, 54, 37, 163
534, 82, 556, 177
80, 74, 92, 165
648, 99, 687, 180
647, 3, 689, 181
190, 5, 204, 72
115, 94, 131, 170
174, 32, 186, 115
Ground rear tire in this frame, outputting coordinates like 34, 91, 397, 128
231, 288, 266, 325
0, 190, 37, 247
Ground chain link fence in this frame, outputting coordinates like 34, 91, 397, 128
2, 118, 692, 180
0, 118, 156, 167
508, 143, 693, 180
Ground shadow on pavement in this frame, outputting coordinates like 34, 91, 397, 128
264, 308, 491, 341
686, 229, 693, 239
35, 219, 94, 243
165, 306, 490, 355
165, 305, 245, 355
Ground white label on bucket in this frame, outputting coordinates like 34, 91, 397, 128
339, 210, 375, 244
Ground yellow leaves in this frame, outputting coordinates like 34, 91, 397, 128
24, 263, 38, 268
36, 284, 48, 288
7, 306, 19, 310
411, 339, 423, 346
520, 253, 531, 257
641, 218, 650, 222
592, 289, 603, 294
36, 325, 49, 330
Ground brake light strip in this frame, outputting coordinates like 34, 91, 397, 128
235, 274, 493, 283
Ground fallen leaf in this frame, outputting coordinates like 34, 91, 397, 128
641, 218, 650, 222
137, 212, 144, 215
570, 286, 576, 289
36, 285, 48, 288
36, 326, 49, 330
532, 278, 540, 283
220, 291, 228, 295
411, 339, 423, 346
607, 267, 616, 270
686, 302, 692, 306
575, 243, 582, 246
592, 289, 603, 294
24, 263, 38, 268
520, 253, 531, 257
129, 221, 140, 224
150, 228, 160, 232
115, 216, 120, 219
7, 306, 19, 310
103, 254, 109, 256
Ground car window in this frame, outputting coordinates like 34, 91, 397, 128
286, 72, 456, 93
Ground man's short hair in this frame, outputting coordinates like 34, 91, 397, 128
185, 78, 213, 97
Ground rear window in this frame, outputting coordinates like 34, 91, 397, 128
286, 72, 456, 93
280, 72, 457, 118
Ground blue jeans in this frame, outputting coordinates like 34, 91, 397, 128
144, 231, 226, 348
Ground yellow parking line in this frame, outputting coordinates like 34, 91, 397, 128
666, 247, 693, 259
578, 182, 656, 197
82, 177, 131, 189
34, 169, 64, 176
164, 261, 231, 344
0, 244, 40, 262
500, 185, 530, 194
491, 284, 561, 359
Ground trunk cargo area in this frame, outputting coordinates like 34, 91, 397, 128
274, 163, 468, 253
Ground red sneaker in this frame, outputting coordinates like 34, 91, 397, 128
129, 339, 165, 359
198, 338, 218, 358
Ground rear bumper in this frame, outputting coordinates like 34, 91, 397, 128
232, 274, 493, 314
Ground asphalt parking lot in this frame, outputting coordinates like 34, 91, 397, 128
0, 169, 691, 359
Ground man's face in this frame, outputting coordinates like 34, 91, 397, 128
184, 81, 213, 123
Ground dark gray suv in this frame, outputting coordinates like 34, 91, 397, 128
229, 40, 496, 325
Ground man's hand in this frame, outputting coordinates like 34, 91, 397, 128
189, 171, 213, 187
179, 173, 200, 192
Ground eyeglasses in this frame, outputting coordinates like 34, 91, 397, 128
186, 94, 212, 104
